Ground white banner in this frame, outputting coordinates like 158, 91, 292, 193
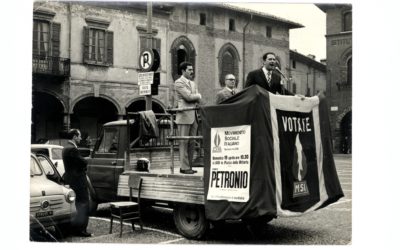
207, 125, 251, 202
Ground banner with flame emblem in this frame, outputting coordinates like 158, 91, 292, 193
270, 94, 328, 216
208, 125, 251, 202
200, 85, 343, 220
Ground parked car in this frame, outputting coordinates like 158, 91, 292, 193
30, 153, 76, 237
31, 144, 65, 176
36, 139, 92, 158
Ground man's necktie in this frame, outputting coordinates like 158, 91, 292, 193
267, 71, 272, 83
232, 89, 235, 95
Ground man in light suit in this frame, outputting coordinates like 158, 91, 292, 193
245, 52, 293, 95
174, 62, 202, 174
216, 74, 237, 104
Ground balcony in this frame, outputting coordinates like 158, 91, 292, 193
32, 55, 70, 77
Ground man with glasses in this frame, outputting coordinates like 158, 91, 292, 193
216, 74, 238, 104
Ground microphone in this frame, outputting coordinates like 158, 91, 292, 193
274, 67, 288, 81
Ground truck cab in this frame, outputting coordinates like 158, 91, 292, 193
87, 120, 134, 203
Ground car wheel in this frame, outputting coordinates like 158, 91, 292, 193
173, 204, 208, 239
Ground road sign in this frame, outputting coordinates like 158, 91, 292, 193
138, 72, 154, 85
138, 48, 160, 72
139, 84, 151, 96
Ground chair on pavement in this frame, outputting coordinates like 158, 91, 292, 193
109, 175, 143, 237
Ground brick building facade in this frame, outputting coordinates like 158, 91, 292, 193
317, 4, 352, 153
288, 50, 326, 96
32, 2, 302, 143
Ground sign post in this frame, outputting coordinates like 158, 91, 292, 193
137, 2, 161, 109
145, 2, 153, 110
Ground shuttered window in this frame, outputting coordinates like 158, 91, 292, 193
32, 21, 60, 58
83, 27, 113, 66
33, 19, 60, 66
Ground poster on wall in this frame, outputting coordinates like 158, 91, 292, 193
207, 125, 251, 202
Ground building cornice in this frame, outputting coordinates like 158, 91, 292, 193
290, 50, 327, 72
33, 8, 56, 21
325, 31, 352, 38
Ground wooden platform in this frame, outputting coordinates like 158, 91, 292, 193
117, 167, 205, 205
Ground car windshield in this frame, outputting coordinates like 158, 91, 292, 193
31, 148, 49, 157
30, 157, 43, 176
48, 139, 69, 147
97, 128, 119, 153
37, 156, 55, 176
51, 148, 63, 160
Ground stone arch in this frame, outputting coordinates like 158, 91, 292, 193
125, 97, 166, 114
70, 93, 122, 115
338, 48, 352, 84
31, 90, 66, 142
337, 108, 352, 154
340, 47, 352, 64
217, 42, 241, 87
33, 89, 67, 113
170, 36, 197, 81
70, 95, 120, 140
336, 106, 352, 129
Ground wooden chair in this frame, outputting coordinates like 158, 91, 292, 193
109, 176, 143, 237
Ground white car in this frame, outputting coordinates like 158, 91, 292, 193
31, 144, 65, 176
30, 153, 76, 236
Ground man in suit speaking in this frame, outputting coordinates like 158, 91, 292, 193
174, 62, 202, 174
245, 52, 292, 95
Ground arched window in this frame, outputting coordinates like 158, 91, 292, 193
221, 51, 234, 85
343, 11, 352, 32
218, 43, 240, 87
347, 57, 352, 86
177, 48, 187, 75
170, 36, 196, 81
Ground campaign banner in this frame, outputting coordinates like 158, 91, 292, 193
207, 125, 251, 202
200, 85, 343, 221
270, 94, 328, 216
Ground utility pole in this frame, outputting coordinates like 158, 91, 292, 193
145, 2, 153, 111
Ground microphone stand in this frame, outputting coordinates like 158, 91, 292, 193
274, 67, 287, 94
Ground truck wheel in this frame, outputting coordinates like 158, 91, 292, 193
173, 204, 208, 239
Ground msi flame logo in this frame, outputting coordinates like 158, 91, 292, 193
212, 132, 222, 153
292, 134, 309, 197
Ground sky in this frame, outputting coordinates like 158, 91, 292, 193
229, 3, 326, 62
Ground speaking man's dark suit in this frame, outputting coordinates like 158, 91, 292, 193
62, 141, 89, 233
245, 68, 293, 95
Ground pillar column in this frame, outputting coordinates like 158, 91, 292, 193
63, 113, 70, 131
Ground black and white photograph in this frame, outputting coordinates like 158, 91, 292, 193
2, 0, 400, 249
